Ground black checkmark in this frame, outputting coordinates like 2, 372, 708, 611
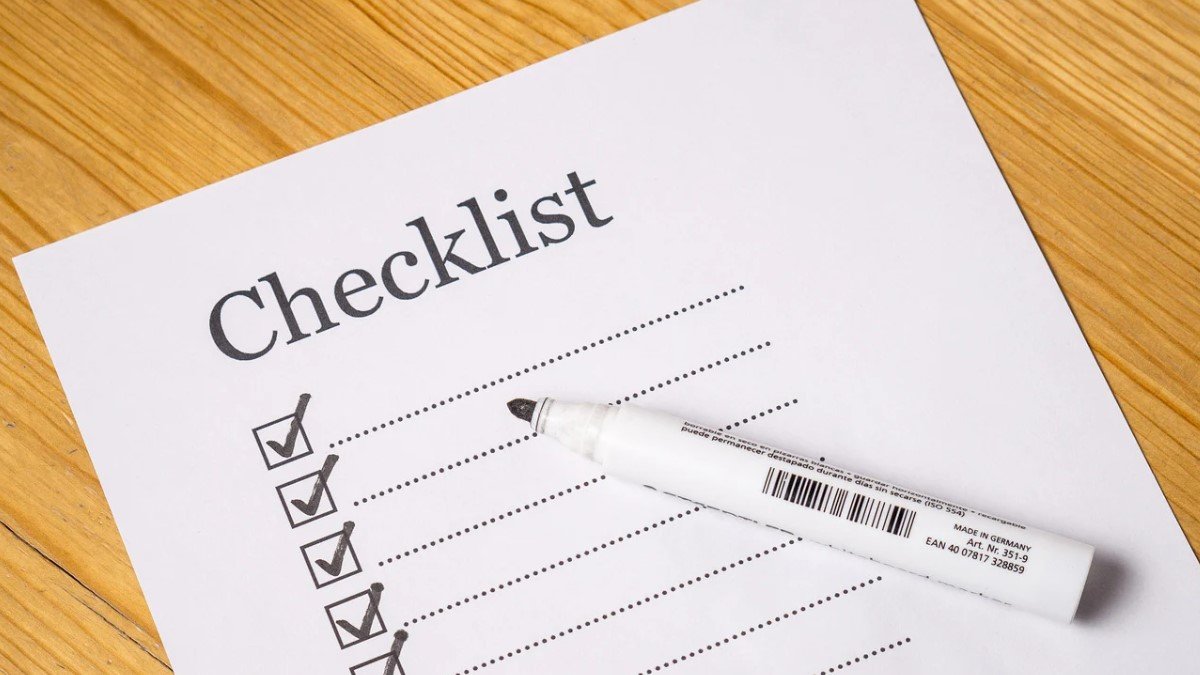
315, 521, 356, 576
336, 583, 384, 642
383, 630, 409, 675
266, 393, 311, 459
291, 454, 339, 516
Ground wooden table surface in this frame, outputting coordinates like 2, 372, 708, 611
1, 0, 1197, 671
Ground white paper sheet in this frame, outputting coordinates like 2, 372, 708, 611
16, 1, 1200, 672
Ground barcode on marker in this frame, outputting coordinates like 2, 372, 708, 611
761, 467, 916, 538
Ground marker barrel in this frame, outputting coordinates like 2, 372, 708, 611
533, 400, 1093, 622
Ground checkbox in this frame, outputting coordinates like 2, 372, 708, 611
349, 630, 409, 675
276, 454, 339, 528
326, 583, 387, 649
301, 521, 361, 588
252, 393, 313, 470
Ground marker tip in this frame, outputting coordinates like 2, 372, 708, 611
507, 398, 537, 422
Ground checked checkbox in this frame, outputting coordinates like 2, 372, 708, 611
301, 521, 361, 588
252, 393, 314, 470
326, 583, 387, 649
276, 454, 339, 528
348, 630, 409, 675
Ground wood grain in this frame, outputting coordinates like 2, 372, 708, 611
0, 0, 1196, 670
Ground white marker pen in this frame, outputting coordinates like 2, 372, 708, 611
507, 398, 1094, 622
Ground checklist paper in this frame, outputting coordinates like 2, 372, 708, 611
15, 1, 1200, 673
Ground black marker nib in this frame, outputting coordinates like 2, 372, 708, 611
507, 398, 537, 422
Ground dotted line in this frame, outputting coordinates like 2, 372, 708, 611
331, 285, 746, 448
721, 397, 826, 462
351, 342, 773, 507
723, 397, 798, 430
456, 539, 799, 674
815, 637, 911, 674
639, 576, 884, 674
611, 342, 772, 405
402, 506, 704, 627
353, 434, 534, 506
377, 477, 605, 565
